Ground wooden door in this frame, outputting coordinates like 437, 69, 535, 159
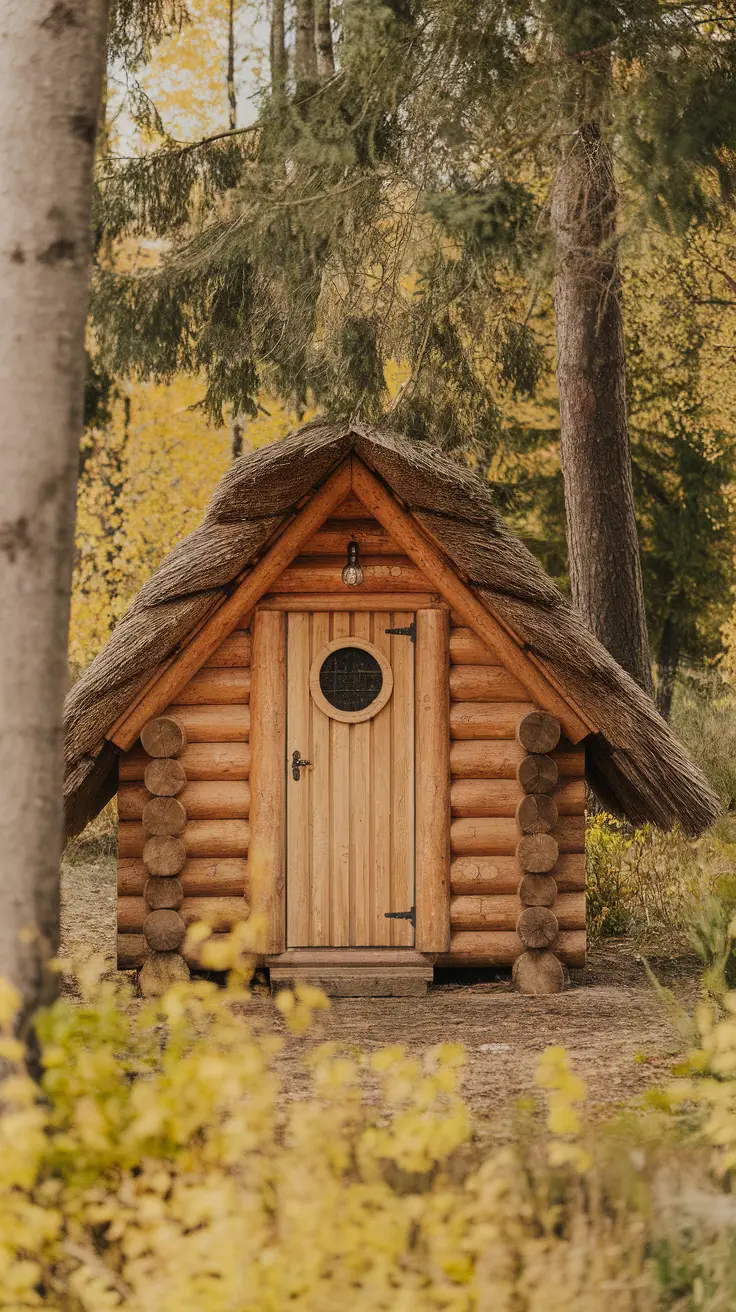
285, 610, 415, 947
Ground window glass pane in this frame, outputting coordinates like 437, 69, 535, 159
319, 646, 383, 712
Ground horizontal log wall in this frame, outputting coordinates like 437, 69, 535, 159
450, 740, 583, 779
450, 852, 585, 895
119, 780, 250, 820
450, 778, 584, 817
118, 895, 250, 933
446, 625, 587, 966
450, 891, 585, 932
450, 815, 584, 855
118, 857, 248, 897
437, 930, 586, 968
119, 818, 250, 859
117, 627, 252, 963
120, 742, 250, 781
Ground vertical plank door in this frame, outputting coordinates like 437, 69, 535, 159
285, 610, 415, 947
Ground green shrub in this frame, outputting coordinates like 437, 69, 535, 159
671, 667, 736, 806
585, 668, 736, 950
585, 813, 634, 938
586, 809, 736, 956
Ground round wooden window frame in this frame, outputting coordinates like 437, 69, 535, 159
309, 637, 394, 724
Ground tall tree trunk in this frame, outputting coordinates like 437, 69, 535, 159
294, 0, 317, 84
270, 0, 287, 94
551, 121, 653, 694
227, 0, 237, 129
315, 0, 335, 79
655, 614, 681, 720
0, 0, 107, 1032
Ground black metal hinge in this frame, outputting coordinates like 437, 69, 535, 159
385, 620, 416, 643
385, 906, 416, 928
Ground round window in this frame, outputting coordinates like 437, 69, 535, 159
309, 639, 394, 723
319, 646, 383, 712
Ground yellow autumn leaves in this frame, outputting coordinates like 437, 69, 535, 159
3, 946, 736, 1310
70, 379, 303, 672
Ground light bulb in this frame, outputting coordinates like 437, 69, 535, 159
341, 540, 364, 586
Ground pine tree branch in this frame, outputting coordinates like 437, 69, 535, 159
104, 123, 259, 169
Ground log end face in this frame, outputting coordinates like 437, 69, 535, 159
142, 836, 187, 877
512, 950, 564, 995
516, 905, 559, 949
143, 909, 187, 952
142, 796, 188, 837
141, 716, 187, 758
144, 876, 184, 911
516, 833, 559, 873
516, 753, 559, 794
139, 951, 191, 997
144, 757, 187, 797
519, 873, 558, 908
516, 711, 561, 755
516, 793, 559, 835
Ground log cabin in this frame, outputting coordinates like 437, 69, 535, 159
63, 420, 719, 995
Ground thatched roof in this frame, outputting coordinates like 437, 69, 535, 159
64, 419, 719, 837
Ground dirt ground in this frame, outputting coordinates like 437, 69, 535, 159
61, 847, 701, 1132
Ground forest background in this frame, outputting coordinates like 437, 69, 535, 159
77, 0, 736, 728
7, 7, 736, 1304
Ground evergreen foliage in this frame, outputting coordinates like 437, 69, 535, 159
91, 0, 736, 670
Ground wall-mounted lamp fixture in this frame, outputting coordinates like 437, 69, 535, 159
341, 540, 364, 587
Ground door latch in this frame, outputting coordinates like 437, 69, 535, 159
291, 749, 311, 781
385, 906, 416, 928
384, 620, 416, 643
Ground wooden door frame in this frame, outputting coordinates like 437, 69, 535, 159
415, 607, 451, 953
250, 609, 287, 954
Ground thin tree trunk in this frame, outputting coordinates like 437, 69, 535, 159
227, 0, 237, 129
294, 0, 317, 84
0, 0, 108, 1033
551, 121, 653, 694
269, 0, 287, 94
315, 0, 335, 79
655, 614, 680, 720
230, 414, 245, 460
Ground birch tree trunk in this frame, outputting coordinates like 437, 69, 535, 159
315, 0, 335, 79
0, 0, 108, 1032
551, 121, 653, 694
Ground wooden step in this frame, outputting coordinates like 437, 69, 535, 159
269, 965, 433, 998
267, 948, 434, 966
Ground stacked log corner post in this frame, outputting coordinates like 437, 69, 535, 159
513, 711, 565, 995
138, 716, 191, 996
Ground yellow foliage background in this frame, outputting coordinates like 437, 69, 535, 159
71, 381, 305, 670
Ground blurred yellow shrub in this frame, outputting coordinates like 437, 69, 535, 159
2, 937, 736, 1310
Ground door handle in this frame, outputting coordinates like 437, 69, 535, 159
291, 749, 312, 781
